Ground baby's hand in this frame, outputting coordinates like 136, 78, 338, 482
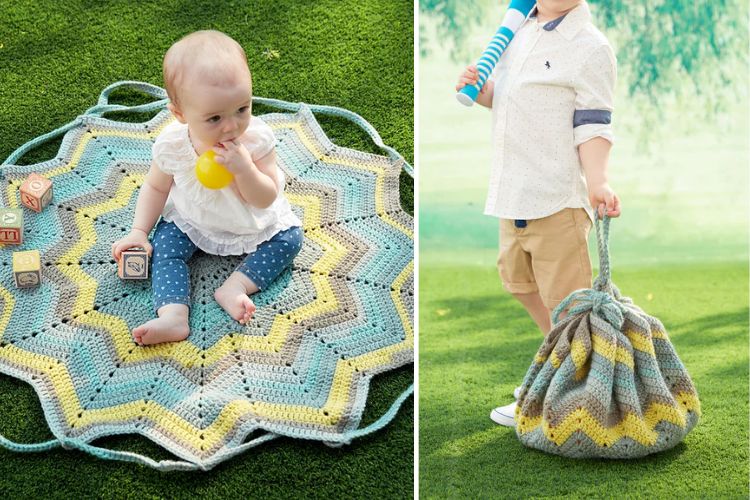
212, 140, 254, 176
456, 65, 490, 94
112, 229, 153, 261
588, 183, 621, 219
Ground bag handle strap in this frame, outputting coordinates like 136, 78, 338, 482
1, 81, 170, 167
2, 82, 413, 178
592, 212, 612, 294
0, 384, 413, 470
552, 213, 629, 328
253, 97, 414, 177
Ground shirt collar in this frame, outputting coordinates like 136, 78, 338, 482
528, 1, 591, 40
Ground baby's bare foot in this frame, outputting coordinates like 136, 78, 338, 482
215, 283, 256, 324
133, 305, 190, 345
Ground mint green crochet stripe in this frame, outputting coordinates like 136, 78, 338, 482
0, 384, 413, 471
2, 80, 414, 178
0, 80, 414, 469
253, 96, 414, 177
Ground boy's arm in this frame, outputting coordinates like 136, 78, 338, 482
475, 81, 494, 109
573, 44, 619, 218
579, 137, 620, 218
131, 162, 173, 236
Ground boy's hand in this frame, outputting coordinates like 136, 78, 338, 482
456, 65, 490, 95
212, 140, 255, 176
588, 183, 621, 218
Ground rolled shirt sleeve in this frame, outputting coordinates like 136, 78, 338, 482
573, 43, 617, 146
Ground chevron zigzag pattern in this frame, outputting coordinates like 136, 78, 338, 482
515, 288, 701, 459
0, 91, 413, 470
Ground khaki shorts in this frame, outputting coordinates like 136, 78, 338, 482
497, 208, 593, 309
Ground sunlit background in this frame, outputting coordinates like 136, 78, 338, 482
418, 3, 749, 496
420, 0, 749, 267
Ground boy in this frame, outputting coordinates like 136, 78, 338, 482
456, 0, 621, 426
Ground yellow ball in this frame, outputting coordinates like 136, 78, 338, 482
195, 150, 234, 189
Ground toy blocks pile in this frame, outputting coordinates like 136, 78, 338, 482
1, 172, 149, 288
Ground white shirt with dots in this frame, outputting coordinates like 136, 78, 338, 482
486, 1, 616, 223
152, 116, 302, 256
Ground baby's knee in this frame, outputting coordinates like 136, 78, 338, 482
287, 226, 304, 254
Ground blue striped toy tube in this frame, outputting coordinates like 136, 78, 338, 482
456, 0, 536, 106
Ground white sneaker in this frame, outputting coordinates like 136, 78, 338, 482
513, 386, 522, 400
490, 401, 516, 427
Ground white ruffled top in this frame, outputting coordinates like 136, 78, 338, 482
152, 116, 302, 256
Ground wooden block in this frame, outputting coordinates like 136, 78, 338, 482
20, 173, 53, 213
13, 249, 41, 288
118, 249, 149, 280
0, 208, 24, 245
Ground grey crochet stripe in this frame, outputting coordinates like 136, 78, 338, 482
516, 214, 700, 459
0, 81, 413, 470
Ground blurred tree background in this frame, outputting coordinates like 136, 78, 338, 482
419, 0, 748, 265
419, 4, 749, 497
421, 0, 748, 128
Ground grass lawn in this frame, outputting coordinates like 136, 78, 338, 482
418, 22, 748, 497
419, 262, 749, 498
0, 0, 413, 496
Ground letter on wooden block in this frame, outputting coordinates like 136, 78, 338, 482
20, 173, 53, 213
13, 249, 41, 288
0, 208, 24, 245
118, 249, 149, 280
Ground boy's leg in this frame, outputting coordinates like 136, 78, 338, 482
509, 292, 551, 335
133, 220, 197, 345
497, 219, 548, 334
528, 208, 593, 314
492, 210, 591, 426
215, 226, 303, 323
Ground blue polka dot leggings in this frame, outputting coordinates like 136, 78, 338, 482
150, 219, 303, 313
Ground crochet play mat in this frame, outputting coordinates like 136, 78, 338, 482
0, 82, 414, 471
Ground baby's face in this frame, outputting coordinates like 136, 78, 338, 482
172, 73, 252, 148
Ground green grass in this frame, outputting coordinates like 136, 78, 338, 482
419, 262, 749, 498
0, 0, 413, 496
418, 31, 749, 496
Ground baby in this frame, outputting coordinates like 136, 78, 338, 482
456, 0, 621, 425
112, 30, 303, 346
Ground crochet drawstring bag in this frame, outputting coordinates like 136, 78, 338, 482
515, 214, 701, 458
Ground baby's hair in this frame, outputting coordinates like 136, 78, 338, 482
163, 30, 251, 108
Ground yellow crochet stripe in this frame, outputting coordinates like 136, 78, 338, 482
268, 120, 412, 239
285, 191, 347, 280
592, 333, 634, 370
60, 177, 142, 320
0, 121, 412, 446
4, 122, 171, 209
357, 259, 414, 371
570, 339, 589, 380
625, 328, 656, 356
551, 332, 639, 372
517, 392, 700, 447
652, 329, 668, 340
0, 284, 15, 341
550, 349, 562, 369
